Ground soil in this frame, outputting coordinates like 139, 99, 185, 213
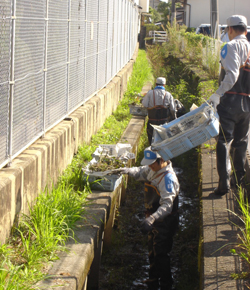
99, 150, 200, 290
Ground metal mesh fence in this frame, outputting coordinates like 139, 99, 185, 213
0, 0, 11, 165
0, 0, 139, 168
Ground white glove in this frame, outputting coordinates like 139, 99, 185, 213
111, 167, 130, 174
208, 93, 221, 110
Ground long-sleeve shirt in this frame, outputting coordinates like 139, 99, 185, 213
126, 161, 179, 221
142, 86, 176, 117
216, 35, 250, 96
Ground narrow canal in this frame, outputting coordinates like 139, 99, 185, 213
99, 149, 201, 290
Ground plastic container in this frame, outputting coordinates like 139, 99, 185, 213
92, 143, 133, 159
84, 173, 123, 192
128, 104, 148, 116
151, 103, 219, 160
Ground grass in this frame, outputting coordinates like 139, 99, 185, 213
0, 49, 153, 289
229, 188, 250, 266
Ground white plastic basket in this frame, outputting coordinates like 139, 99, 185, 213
128, 104, 148, 116
92, 143, 133, 159
151, 103, 219, 160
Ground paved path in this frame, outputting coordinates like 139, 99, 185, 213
201, 138, 247, 289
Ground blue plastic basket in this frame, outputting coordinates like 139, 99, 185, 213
151, 103, 219, 160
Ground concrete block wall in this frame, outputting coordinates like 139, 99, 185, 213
35, 114, 147, 290
0, 44, 139, 245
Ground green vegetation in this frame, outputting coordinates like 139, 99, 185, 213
146, 24, 219, 110
230, 188, 250, 267
0, 183, 91, 289
0, 49, 153, 289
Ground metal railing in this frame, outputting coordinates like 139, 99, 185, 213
0, 0, 139, 169
149, 30, 167, 43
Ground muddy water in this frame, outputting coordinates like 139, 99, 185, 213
99, 153, 200, 290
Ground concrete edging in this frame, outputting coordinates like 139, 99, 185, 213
36, 116, 147, 290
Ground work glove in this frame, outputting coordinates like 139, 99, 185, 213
111, 167, 130, 174
140, 215, 155, 235
208, 93, 221, 111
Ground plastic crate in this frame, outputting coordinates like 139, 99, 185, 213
128, 104, 148, 116
151, 103, 219, 160
84, 173, 123, 192
92, 143, 132, 159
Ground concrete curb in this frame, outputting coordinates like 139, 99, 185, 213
36, 85, 149, 289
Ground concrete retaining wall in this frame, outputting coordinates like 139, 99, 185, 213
0, 44, 139, 245
35, 84, 150, 290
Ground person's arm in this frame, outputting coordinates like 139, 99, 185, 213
141, 91, 151, 108
216, 43, 241, 96
151, 172, 179, 221
167, 92, 177, 119
125, 165, 150, 181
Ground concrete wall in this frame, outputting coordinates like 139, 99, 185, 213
0, 44, 139, 245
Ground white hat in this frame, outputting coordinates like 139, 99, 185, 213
156, 77, 166, 85
227, 15, 247, 28
141, 147, 161, 166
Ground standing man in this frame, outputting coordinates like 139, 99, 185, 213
209, 15, 250, 196
142, 77, 177, 144
119, 147, 179, 290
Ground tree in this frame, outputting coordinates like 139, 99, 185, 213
157, 1, 171, 26
149, 6, 161, 23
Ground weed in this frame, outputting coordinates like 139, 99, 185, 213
229, 188, 250, 266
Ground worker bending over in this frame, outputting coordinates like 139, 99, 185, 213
142, 77, 177, 144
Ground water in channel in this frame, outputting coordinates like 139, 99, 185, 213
99, 152, 200, 290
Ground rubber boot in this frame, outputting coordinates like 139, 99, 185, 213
144, 278, 159, 290
216, 139, 232, 192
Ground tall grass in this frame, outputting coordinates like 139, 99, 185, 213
230, 188, 250, 267
0, 49, 153, 289
148, 24, 220, 79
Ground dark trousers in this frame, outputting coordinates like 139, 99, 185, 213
147, 213, 179, 290
147, 120, 165, 145
217, 94, 250, 190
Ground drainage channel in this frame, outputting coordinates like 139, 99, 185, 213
98, 149, 201, 290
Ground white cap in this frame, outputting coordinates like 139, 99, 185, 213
156, 77, 166, 85
141, 147, 161, 166
227, 15, 247, 28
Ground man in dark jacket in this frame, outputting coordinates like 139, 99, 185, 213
209, 15, 250, 195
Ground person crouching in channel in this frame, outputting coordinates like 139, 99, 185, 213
118, 147, 179, 290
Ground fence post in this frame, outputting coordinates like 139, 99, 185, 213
8, 0, 17, 166
43, 0, 49, 137
96, 0, 100, 92
67, 0, 71, 114
84, 0, 87, 100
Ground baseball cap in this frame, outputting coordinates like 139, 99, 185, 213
141, 147, 161, 166
156, 77, 166, 85
226, 15, 247, 28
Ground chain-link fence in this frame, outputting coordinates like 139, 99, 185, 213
0, 0, 139, 169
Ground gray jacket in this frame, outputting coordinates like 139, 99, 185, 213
126, 161, 179, 221
217, 35, 250, 96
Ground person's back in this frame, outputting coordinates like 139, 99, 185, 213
142, 77, 176, 144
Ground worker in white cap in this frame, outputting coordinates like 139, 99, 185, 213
118, 147, 179, 290
209, 15, 250, 196
142, 77, 177, 144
